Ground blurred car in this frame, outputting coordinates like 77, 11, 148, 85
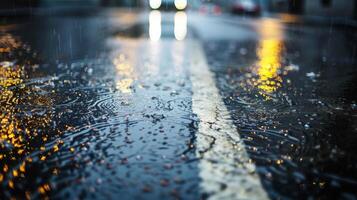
231, 0, 260, 15
199, 2, 222, 15
149, 0, 187, 10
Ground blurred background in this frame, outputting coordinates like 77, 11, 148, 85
1, 0, 357, 20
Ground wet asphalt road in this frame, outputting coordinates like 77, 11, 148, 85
0, 9, 357, 199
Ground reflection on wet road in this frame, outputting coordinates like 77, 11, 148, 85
174, 12, 187, 41
0, 9, 357, 199
149, 11, 161, 41
204, 16, 357, 199
0, 31, 55, 199
243, 19, 285, 100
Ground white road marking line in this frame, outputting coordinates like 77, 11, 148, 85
189, 41, 269, 200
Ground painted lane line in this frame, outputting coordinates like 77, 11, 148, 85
189, 41, 269, 200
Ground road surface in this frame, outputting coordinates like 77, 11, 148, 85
0, 9, 357, 199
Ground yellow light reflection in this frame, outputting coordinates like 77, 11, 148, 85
0, 61, 52, 149
116, 78, 133, 94
255, 39, 283, 95
0, 42, 25, 149
113, 55, 133, 77
0, 62, 23, 87
113, 52, 136, 94
149, 10, 161, 41
174, 12, 187, 41
0, 33, 52, 194
254, 19, 284, 100
0, 34, 21, 53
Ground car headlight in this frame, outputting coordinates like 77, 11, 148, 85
150, 0, 162, 9
175, 0, 187, 10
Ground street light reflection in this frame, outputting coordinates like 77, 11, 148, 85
174, 11, 187, 41
149, 10, 161, 41
255, 39, 283, 97
0, 33, 54, 198
0, 61, 24, 148
254, 19, 284, 100
0, 34, 21, 53
116, 78, 133, 93
113, 54, 135, 94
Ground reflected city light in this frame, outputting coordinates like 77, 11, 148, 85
174, 11, 187, 41
257, 19, 284, 39
0, 33, 53, 197
255, 39, 283, 96
254, 19, 284, 99
113, 52, 136, 94
116, 78, 133, 94
0, 62, 23, 87
0, 34, 21, 53
0, 35, 26, 149
113, 55, 133, 77
0, 62, 24, 148
149, 10, 161, 41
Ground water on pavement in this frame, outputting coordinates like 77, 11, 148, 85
0, 10, 356, 199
